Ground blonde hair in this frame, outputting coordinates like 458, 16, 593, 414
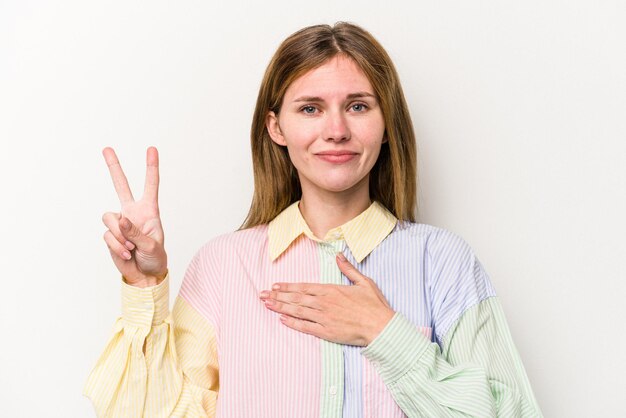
241, 22, 417, 229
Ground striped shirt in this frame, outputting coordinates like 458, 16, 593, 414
84, 201, 542, 417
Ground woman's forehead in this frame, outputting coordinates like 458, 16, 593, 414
284, 56, 374, 101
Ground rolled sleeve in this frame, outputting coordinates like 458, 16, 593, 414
361, 312, 431, 383
121, 275, 170, 327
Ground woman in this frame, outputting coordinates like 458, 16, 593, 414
85, 22, 542, 417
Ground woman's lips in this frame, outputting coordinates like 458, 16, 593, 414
315, 152, 358, 163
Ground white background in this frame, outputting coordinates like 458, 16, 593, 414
1, 1, 625, 417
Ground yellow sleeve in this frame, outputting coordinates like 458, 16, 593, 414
84, 276, 219, 418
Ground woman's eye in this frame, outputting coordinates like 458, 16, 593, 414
302, 106, 317, 114
351, 103, 368, 112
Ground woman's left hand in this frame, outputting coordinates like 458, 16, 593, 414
259, 253, 395, 346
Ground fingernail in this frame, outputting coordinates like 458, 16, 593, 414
264, 299, 274, 306
122, 251, 131, 260
272, 284, 280, 290
336, 252, 347, 262
125, 241, 135, 250
259, 291, 269, 298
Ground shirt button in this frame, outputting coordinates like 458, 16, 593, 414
329, 385, 337, 395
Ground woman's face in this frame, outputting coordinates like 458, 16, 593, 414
266, 55, 385, 199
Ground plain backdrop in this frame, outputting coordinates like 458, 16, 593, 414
1, 1, 625, 417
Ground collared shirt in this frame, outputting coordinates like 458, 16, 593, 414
85, 201, 543, 417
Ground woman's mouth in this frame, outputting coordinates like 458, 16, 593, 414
315, 151, 358, 163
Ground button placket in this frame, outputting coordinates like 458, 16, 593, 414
318, 240, 345, 417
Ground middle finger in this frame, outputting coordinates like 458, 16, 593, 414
264, 299, 323, 323
268, 291, 320, 309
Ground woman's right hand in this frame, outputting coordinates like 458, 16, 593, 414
102, 147, 168, 288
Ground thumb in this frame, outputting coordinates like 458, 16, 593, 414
336, 252, 366, 285
119, 217, 153, 250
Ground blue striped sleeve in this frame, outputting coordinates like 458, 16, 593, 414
425, 228, 496, 344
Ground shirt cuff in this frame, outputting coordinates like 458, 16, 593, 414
361, 312, 431, 383
121, 274, 170, 327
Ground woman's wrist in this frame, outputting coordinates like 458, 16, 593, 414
364, 308, 395, 346
123, 269, 168, 288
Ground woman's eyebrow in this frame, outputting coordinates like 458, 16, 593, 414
292, 92, 377, 102
293, 96, 324, 103
346, 92, 377, 100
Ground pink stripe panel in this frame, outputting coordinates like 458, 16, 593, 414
180, 226, 322, 418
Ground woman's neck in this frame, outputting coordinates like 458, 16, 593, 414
298, 184, 371, 240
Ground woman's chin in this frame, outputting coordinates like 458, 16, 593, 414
316, 178, 369, 195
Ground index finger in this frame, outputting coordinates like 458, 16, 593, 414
271, 282, 327, 295
102, 147, 134, 204
143, 146, 159, 204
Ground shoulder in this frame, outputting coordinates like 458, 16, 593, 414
194, 224, 269, 258
395, 222, 497, 340
392, 221, 492, 292
392, 220, 476, 261
180, 224, 270, 295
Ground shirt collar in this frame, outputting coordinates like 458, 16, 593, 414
268, 200, 397, 263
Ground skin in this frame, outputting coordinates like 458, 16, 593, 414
262, 55, 395, 346
259, 254, 394, 347
102, 147, 167, 288
101, 55, 394, 346
266, 55, 387, 239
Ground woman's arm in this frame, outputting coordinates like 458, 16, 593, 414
361, 296, 542, 417
84, 276, 219, 417
85, 147, 219, 417
359, 230, 542, 417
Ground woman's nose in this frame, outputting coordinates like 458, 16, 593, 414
322, 110, 350, 142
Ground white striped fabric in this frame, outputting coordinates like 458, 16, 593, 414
84, 200, 543, 417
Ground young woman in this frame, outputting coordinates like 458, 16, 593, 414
85, 23, 542, 417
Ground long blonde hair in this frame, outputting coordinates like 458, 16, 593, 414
241, 22, 417, 229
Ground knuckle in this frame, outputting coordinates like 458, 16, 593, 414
102, 212, 118, 225
298, 320, 310, 333
105, 228, 123, 245
144, 240, 156, 253
103, 230, 114, 243
316, 327, 328, 339
125, 227, 137, 239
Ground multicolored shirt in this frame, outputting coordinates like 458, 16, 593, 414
85, 201, 542, 417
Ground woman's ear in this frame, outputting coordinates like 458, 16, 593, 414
266, 111, 287, 146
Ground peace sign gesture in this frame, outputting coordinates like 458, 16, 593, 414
101, 147, 168, 288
